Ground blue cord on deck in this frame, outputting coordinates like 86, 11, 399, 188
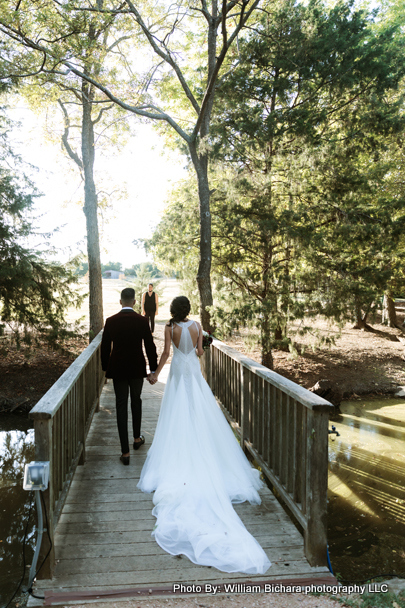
327, 545, 334, 575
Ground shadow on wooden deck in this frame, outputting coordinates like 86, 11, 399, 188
31, 366, 335, 605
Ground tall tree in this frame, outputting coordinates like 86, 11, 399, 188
0, 0, 262, 329
1, 2, 134, 338
207, 0, 405, 364
0, 102, 83, 338
146, 0, 405, 367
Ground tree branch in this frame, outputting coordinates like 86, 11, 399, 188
107, 35, 132, 52
124, 0, 201, 116
193, 0, 261, 139
221, 0, 228, 48
58, 99, 84, 169
92, 103, 114, 125
0, 47, 47, 79
0, 21, 192, 142
189, 5, 211, 22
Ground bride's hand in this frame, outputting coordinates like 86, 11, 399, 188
149, 372, 158, 385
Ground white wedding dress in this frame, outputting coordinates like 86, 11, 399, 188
137, 320, 271, 574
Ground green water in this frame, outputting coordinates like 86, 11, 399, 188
0, 414, 35, 608
328, 397, 405, 581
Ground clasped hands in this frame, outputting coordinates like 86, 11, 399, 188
147, 372, 158, 385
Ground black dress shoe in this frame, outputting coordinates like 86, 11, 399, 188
133, 435, 145, 450
120, 454, 130, 465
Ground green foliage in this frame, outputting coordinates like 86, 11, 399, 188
206, 0, 405, 362
333, 588, 405, 608
101, 261, 122, 273
124, 263, 163, 278
75, 261, 89, 277
0, 109, 84, 344
146, 0, 405, 367
142, 178, 201, 314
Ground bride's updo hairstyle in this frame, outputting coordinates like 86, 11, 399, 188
168, 296, 191, 326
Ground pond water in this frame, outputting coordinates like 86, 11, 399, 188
327, 397, 405, 581
1, 397, 404, 602
0, 414, 35, 608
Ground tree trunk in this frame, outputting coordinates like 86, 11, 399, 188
82, 82, 104, 340
382, 293, 397, 327
352, 303, 373, 331
261, 313, 274, 370
183, 9, 219, 331
188, 141, 213, 330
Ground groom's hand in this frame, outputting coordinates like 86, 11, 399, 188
147, 373, 157, 385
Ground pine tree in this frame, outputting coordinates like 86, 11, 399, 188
0, 102, 83, 342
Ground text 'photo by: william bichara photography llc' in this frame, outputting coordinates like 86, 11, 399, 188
172, 583, 391, 596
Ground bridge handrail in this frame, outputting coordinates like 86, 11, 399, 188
29, 329, 104, 577
200, 338, 333, 568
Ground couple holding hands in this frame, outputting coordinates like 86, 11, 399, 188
100, 287, 204, 461
100, 286, 271, 576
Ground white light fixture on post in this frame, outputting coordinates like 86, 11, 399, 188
23, 461, 50, 593
23, 461, 49, 491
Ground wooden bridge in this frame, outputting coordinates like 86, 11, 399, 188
28, 333, 337, 604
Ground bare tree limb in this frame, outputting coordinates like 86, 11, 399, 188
58, 98, 84, 169
193, 0, 261, 139
92, 103, 114, 125
0, 48, 47, 79
107, 35, 132, 52
0, 21, 192, 142
190, 5, 211, 22
52, 0, 131, 14
124, 0, 201, 116
221, 0, 228, 48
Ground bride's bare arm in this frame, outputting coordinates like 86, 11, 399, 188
152, 325, 171, 380
196, 322, 204, 357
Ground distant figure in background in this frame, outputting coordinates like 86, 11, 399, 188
142, 283, 158, 334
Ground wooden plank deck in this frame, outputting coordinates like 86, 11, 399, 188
33, 366, 334, 604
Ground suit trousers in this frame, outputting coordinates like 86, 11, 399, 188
145, 310, 155, 333
113, 377, 144, 454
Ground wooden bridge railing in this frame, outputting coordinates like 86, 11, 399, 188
200, 339, 333, 568
29, 330, 104, 578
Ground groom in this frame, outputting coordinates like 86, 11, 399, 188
101, 287, 158, 465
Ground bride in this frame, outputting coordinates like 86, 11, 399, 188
138, 296, 271, 575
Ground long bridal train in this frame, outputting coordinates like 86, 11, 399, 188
138, 320, 271, 575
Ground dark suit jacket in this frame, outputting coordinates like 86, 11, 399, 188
101, 309, 158, 379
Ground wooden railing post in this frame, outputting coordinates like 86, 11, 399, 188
304, 409, 329, 567
95, 349, 101, 413
240, 365, 250, 451
205, 346, 212, 388
34, 418, 55, 579
78, 373, 86, 466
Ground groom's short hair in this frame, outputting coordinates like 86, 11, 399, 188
121, 287, 135, 303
